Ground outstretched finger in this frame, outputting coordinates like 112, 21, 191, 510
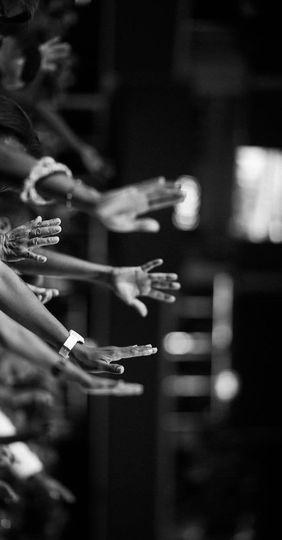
151, 281, 181, 290
43, 36, 61, 46
148, 290, 176, 303
86, 381, 144, 396
132, 218, 160, 233
95, 363, 125, 375
30, 225, 62, 237
142, 258, 164, 272
148, 194, 185, 211
40, 218, 61, 227
25, 250, 47, 263
130, 298, 148, 317
42, 289, 60, 305
149, 272, 178, 281
117, 344, 157, 358
28, 236, 60, 248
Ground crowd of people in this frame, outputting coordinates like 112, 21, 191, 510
0, 1, 184, 537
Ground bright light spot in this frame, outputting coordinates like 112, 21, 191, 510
232, 146, 282, 243
163, 332, 211, 356
163, 332, 194, 354
173, 175, 201, 230
214, 370, 240, 401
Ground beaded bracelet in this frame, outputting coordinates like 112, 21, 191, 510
21, 156, 73, 206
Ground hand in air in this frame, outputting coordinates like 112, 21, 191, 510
0, 216, 61, 263
95, 177, 185, 233
33, 473, 75, 504
112, 258, 180, 316
27, 283, 60, 304
0, 479, 19, 504
84, 377, 144, 396
39, 37, 71, 73
72, 343, 157, 375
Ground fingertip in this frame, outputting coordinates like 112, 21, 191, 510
116, 365, 124, 374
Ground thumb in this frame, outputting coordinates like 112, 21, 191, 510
32, 215, 42, 226
133, 218, 160, 233
130, 299, 148, 317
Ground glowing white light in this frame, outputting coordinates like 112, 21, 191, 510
173, 175, 201, 230
214, 370, 240, 401
163, 332, 194, 354
232, 146, 282, 243
163, 332, 212, 356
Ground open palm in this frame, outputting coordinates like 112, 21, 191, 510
112, 258, 181, 316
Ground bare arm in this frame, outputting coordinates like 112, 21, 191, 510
0, 259, 68, 348
0, 144, 100, 213
11, 249, 113, 285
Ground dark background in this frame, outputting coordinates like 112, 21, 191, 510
54, 2, 282, 539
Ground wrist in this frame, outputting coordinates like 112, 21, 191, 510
87, 264, 115, 287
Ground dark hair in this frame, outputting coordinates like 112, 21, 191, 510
0, 0, 39, 23
0, 94, 41, 157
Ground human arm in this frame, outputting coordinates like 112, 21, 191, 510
0, 309, 93, 388
0, 145, 184, 231
0, 261, 157, 374
12, 253, 180, 316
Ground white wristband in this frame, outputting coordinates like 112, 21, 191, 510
59, 330, 85, 359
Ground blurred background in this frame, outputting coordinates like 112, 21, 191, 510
4, 1, 282, 539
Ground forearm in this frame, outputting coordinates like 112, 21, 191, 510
0, 310, 64, 372
0, 261, 68, 348
0, 309, 95, 389
0, 145, 101, 214
11, 250, 114, 286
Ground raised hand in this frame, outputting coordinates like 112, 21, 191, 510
112, 258, 180, 316
95, 177, 185, 233
32, 473, 75, 504
27, 283, 60, 304
39, 37, 71, 73
0, 216, 61, 263
85, 379, 144, 396
0, 479, 19, 504
72, 343, 157, 375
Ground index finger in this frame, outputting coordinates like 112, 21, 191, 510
39, 218, 61, 227
141, 259, 163, 272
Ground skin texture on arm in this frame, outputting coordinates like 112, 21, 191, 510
0, 144, 184, 231
0, 261, 158, 375
0, 259, 69, 347
0, 143, 101, 213
13, 252, 181, 316
0, 306, 64, 371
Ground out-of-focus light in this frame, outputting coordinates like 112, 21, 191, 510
173, 175, 201, 230
212, 323, 232, 349
232, 146, 282, 243
163, 375, 211, 396
163, 332, 211, 356
214, 370, 240, 401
